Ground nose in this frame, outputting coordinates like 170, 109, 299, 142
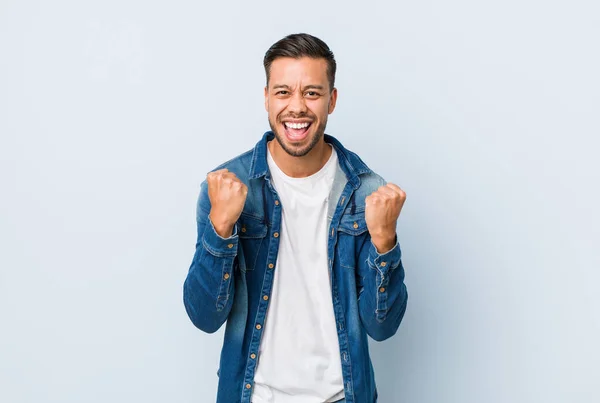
287, 91, 307, 115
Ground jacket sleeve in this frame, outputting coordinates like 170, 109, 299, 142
356, 232, 408, 341
183, 179, 238, 333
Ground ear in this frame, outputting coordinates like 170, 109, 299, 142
264, 86, 268, 112
328, 87, 338, 114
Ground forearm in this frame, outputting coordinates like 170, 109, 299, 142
183, 182, 238, 333
358, 235, 408, 341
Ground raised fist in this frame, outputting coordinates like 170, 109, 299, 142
207, 169, 248, 238
365, 183, 406, 253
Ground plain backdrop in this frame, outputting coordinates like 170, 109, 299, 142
1, 1, 599, 402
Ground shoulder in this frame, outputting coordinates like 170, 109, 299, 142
354, 171, 387, 204
337, 147, 387, 209
340, 145, 387, 195
208, 148, 254, 185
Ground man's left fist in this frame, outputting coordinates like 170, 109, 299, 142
365, 183, 406, 253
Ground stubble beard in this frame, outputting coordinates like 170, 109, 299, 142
268, 116, 327, 158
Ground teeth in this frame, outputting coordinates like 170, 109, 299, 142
284, 122, 310, 130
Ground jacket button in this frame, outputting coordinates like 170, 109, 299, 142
227, 243, 234, 248
246, 383, 251, 389
250, 353, 256, 359
241, 227, 247, 233
379, 287, 386, 293
223, 273, 230, 280
263, 295, 269, 301
256, 324, 262, 330
275, 200, 279, 205
353, 222, 358, 229
273, 232, 279, 238
268, 263, 274, 269
380, 261, 387, 267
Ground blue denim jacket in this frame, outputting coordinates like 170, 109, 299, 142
183, 131, 408, 403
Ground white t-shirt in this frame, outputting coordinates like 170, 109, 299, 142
251, 143, 345, 403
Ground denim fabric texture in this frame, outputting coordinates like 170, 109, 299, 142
183, 131, 408, 403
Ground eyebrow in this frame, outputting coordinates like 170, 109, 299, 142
272, 84, 325, 91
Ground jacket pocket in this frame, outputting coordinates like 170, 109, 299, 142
337, 212, 368, 269
238, 215, 268, 272
338, 212, 368, 236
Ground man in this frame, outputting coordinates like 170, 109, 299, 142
183, 33, 408, 403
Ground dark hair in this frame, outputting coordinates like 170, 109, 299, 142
263, 33, 337, 91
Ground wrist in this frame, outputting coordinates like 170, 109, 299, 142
209, 212, 235, 238
370, 233, 397, 254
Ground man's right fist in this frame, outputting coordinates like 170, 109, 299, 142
207, 169, 248, 238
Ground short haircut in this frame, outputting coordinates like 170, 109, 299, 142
263, 33, 337, 91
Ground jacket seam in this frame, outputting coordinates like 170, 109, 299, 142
202, 235, 237, 258
216, 260, 230, 311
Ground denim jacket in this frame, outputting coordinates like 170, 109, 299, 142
183, 131, 408, 403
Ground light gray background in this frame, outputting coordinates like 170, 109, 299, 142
1, 0, 598, 402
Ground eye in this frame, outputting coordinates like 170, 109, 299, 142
276, 90, 289, 95
306, 91, 320, 98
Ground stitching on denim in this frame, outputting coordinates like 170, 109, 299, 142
347, 340, 356, 402
212, 149, 254, 173
375, 269, 381, 317
215, 260, 229, 311
338, 227, 368, 236
244, 244, 272, 384
202, 236, 236, 258
248, 145, 260, 178
240, 210, 263, 221
242, 179, 279, 390
247, 237, 264, 271
337, 247, 357, 270
374, 262, 389, 322
340, 262, 355, 270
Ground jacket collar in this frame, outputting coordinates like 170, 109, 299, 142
248, 131, 370, 189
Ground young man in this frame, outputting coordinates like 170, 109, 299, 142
183, 33, 408, 403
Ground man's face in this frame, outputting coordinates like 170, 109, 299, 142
264, 57, 337, 157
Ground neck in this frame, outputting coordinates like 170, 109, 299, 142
268, 138, 332, 178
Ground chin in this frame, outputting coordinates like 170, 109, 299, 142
278, 130, 323, 158
269, 117, 326, 157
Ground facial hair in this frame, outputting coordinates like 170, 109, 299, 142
268, 115, 328, 158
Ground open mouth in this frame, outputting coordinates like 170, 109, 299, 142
282, 121, 312, 141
